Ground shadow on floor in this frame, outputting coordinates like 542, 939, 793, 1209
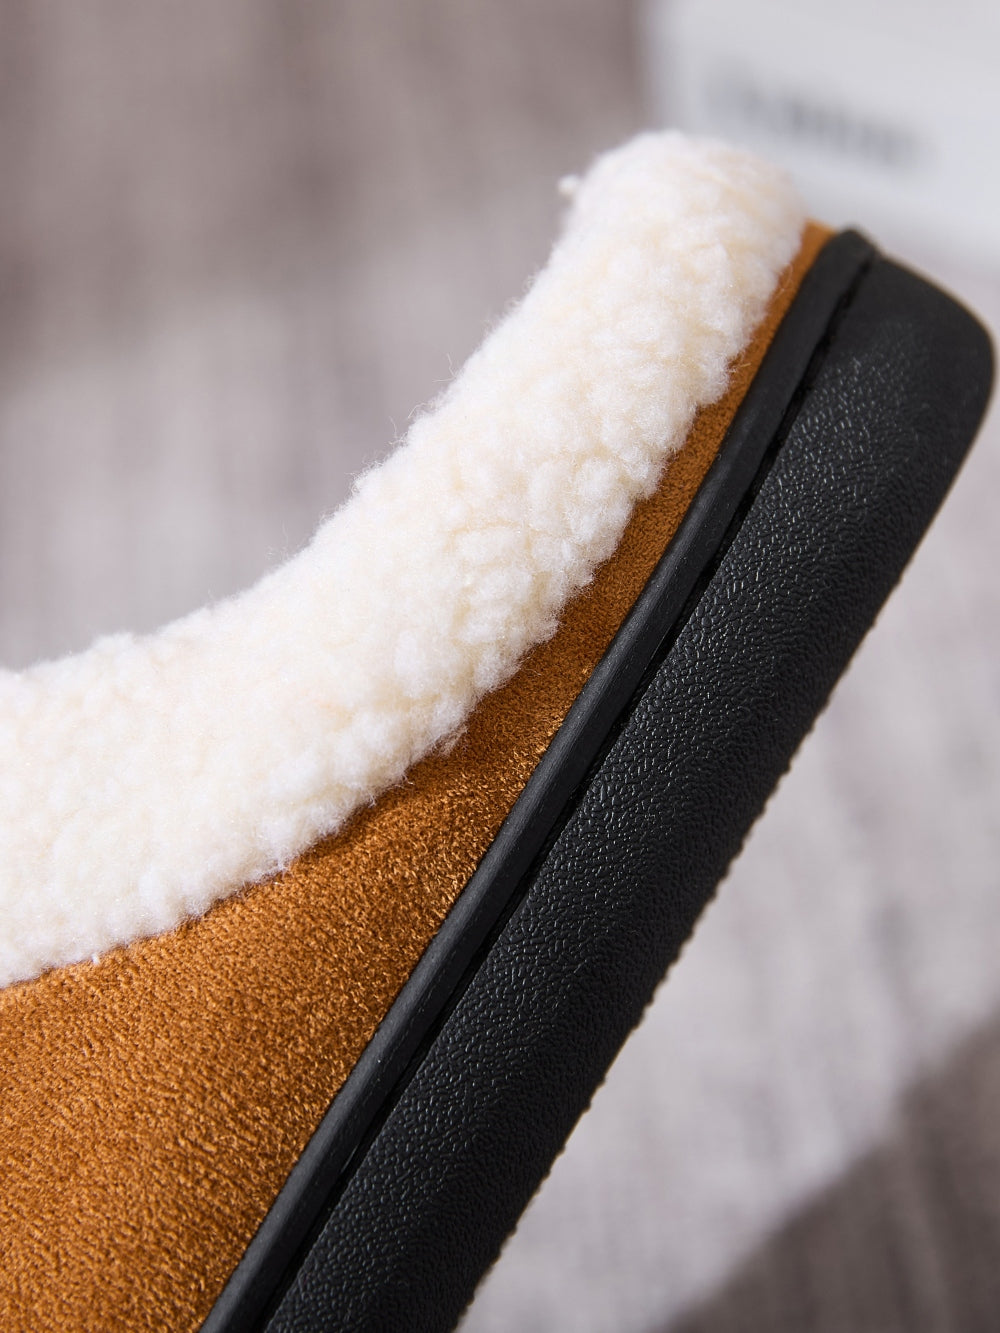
661, 1013, 1000, 1333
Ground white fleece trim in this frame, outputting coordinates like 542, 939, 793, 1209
0, 133, 804, 989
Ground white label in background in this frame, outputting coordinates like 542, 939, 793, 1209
642, 0, 1000, 268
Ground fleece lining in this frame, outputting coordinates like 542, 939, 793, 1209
0, 132, 804, 988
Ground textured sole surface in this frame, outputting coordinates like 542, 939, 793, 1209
204, 236, 993, 1333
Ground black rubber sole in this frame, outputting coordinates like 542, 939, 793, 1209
202, 232, 993, 1333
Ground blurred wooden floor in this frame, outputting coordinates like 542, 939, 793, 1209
2, 4, 999, 1331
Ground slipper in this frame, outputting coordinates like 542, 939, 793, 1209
0, 132, 992, 1333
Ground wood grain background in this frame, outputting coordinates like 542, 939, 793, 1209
1, 4, 998, 1330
